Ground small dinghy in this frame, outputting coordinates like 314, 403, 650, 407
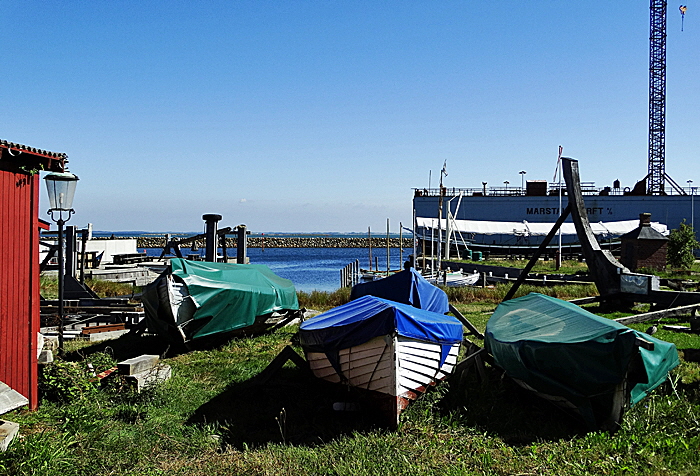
426, 270, 480, 287
299, 295, 463, 428
485, 293, 680, 430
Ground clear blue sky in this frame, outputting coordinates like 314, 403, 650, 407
3, 1, 698, 233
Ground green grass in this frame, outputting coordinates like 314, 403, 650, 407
296, 287, 351, 311
451, 258, 591, 275
452, 258, 700, 281
3, 292, 699, 476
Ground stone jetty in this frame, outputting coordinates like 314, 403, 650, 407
107, 236, 413, 249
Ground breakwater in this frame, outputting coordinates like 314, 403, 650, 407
121, 236, 413, 249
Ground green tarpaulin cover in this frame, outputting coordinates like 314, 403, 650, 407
485, 293, 679, 428
143, 259, 299, 342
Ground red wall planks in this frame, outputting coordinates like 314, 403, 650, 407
0, 170, 40, 408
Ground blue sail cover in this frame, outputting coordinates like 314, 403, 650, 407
299, 295, 462, 367
350, 268, 449, 314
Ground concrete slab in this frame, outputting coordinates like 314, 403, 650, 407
118, 355, 160, 376
88, 329, 130, 342
0, 382, 28, 416
0, 420, 19, 451
125, 365, 172, 392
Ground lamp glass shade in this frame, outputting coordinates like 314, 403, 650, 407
44, 172, 79, 211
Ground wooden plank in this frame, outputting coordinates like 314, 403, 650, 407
399, 371, 434, 391
399, 346, 441, 362
398, 352, 441, 370
614, 303, 700, 325
569, 296, 601, 305
399, 358, 440, 379
81, 323, 126, 335
366, 374, 393, 393
41, 305, 142, 313
662, 325, 694, 333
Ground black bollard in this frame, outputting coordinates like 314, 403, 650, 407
237, 224, 248, 264
202, 214, 222, 262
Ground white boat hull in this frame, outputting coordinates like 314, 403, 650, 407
426, 272, 480, 287
306, 334, 460, 427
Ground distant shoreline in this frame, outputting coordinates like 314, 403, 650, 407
93, 236, 414, 249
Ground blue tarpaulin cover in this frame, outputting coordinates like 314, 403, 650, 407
299, 295, 463, 373
485, 293, 680, 429
350, 268, 449, 314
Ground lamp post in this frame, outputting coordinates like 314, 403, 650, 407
504, 180, 509, 194
688, 180, 694, 230
519, 170, 527, 194
44, 172, 79, 355
482, 182, 487, 195
693, 188, 696, 230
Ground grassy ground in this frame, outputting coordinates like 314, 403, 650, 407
40, 274, 140, 300
5, 283, 700, 476
452, 258, 700, 280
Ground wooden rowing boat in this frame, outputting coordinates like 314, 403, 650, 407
299, 295, 462, 428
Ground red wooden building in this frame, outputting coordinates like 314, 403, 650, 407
0, 140, 66, 409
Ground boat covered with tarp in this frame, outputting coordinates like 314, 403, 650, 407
299, 294, 462, 428
485, 293, 679, 430
350, 268, 449, 314
143, 258, 301, 344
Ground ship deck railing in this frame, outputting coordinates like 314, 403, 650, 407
413, 185, 695, 198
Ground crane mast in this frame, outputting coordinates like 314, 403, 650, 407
648, 0, 667, 195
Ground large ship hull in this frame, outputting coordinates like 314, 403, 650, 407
413, 193, 696, 252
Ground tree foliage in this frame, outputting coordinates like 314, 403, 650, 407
667, 221, 699, 269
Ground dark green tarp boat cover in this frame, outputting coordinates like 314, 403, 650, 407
143, 258, 299, 342
485, 293, 679, 429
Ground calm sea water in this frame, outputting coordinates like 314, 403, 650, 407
140, 246, 412, 293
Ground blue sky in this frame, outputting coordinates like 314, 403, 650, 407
3, 1, 698, 232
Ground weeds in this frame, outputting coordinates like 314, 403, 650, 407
296, 287, 351, 310
444, 282, 598, 304
40, 275, 139, 300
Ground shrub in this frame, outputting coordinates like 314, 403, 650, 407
667, 221, 699, 270
39, 351, 117, 403
39, 360, 96, 403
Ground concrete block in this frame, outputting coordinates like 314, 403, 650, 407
0, 420, 19, 451
0, 382, 28, 416
125, 365, 172, 392
118, 355, 160, 376
89, 329, 130, 342
37, 332, 44, 359
38, 349, 54, 364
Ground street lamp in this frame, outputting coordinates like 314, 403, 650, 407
688, 180, 695, 229
519, 170, 527, 194
504, 180, 509, 194
482, 182, 487, 195
44, 171, 79, 355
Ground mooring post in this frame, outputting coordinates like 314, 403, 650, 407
202, 214, 222, 262
220, 232, 228, 263
237, 224, 248, 264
